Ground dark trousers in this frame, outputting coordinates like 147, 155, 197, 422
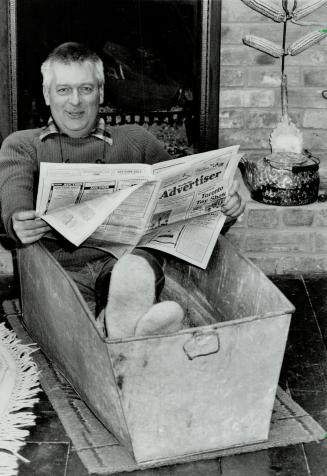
45, 240, 165, 318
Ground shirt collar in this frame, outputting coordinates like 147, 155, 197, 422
39, 117, 113, 145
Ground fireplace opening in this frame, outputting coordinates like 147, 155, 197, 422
16, 0, 203, 157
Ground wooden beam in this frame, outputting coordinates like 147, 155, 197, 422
0, 0, 11, 138
198, 0, 221, 152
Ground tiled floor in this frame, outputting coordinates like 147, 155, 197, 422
0, 273, 326, 476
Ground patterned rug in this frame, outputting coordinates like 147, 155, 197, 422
0, 322, 40, 476
4, 302, 326, 475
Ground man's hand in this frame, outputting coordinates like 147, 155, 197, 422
12, 210, 51, 244
221, 180, 246, 220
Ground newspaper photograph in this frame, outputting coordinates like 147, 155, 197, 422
36, 145, 240, 268
138, 212, 226, 268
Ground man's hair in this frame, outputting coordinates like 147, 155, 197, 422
41, 42, 105, 89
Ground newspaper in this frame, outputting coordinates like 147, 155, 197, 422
36, 145, 240, 269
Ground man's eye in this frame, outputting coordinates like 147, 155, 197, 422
57, 87, 70, 95
79, 86, 94, 94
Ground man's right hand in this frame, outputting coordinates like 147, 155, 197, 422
12, 210, 51, 244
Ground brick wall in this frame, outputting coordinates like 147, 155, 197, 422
221, 0, 327, 274
224, 180, 327, 274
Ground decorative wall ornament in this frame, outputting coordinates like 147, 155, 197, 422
240, 0, 327, 205
241, 0, 327, 155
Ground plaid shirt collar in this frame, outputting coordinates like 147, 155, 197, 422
39, 116, 113, 145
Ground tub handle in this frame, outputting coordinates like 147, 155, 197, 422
183, 331, 220, 360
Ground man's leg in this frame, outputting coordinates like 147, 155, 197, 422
96, 249, 184, 339
94, 248, 165, 316
104, 254, 157, 338
47, 241, 184, 338
45, 242, 110, 317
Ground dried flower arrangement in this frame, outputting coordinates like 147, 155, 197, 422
241, 0, 327, 155
239, 0, 327, 206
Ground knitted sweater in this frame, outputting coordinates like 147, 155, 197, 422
0, 124, 171, 243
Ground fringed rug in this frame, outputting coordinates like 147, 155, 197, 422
0, 322, 40, 476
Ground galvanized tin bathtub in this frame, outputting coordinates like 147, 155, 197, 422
17, 236, 294, 466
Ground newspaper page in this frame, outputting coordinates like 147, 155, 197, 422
138, 213, 226, 268
139, 145, 240, 267
36, 145, 240, 267
36, 162, 160, 247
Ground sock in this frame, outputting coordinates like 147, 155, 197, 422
105, 254, 155, 339
134, 301, 184, 336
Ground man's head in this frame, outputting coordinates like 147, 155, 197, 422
41, 42, 104, 138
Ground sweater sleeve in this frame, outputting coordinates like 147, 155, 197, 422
0, 132, 37, 241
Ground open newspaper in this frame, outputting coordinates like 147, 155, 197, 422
36, 145, 240, 269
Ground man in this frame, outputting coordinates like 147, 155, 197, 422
0, 42, 245, 338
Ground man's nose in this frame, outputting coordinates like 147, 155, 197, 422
69, 88, 81, 105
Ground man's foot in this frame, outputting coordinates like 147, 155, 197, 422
134, 301, 184, 336
105, 254, 185, 339
105, 255, 156, 339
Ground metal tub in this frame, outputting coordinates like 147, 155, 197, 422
17, 236, 294, 466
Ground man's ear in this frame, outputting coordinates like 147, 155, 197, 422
99, 85, 104, 105
43, 85, 50, 106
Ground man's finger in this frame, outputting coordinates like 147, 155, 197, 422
227, 180, 239, 197
19, 233, 47, 245
18, 225, 50, 236
222, 192, 246, 217
222, 192, 241, 212
12, 210, 37, 221
13, 215, 49, 231
14, 226, 50, 244
13, 221, 41, 231
227, 200, 246, 218
13, 220, 50, 233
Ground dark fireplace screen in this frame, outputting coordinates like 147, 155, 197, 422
10, 0, 221, 156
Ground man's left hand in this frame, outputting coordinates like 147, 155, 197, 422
221, 180, 246, 220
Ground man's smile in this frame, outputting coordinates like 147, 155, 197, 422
66, 111, 84, 118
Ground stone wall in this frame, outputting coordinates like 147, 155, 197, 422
221, 0, 327, 274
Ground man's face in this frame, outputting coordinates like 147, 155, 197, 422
43, 61, 104, 138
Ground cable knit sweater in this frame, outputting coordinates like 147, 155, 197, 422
0, 124, 171, 243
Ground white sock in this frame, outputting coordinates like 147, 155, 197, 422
134, 301, 184, 336
105, 255, 155, 338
